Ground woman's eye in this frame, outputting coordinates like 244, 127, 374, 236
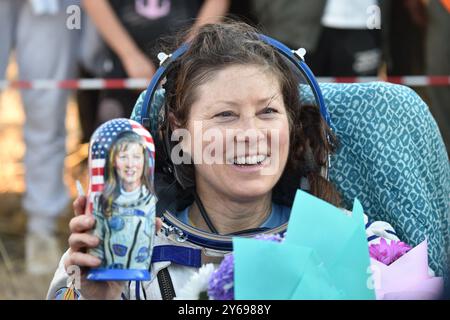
261, 107, 278, 115
214, 111, 236, 118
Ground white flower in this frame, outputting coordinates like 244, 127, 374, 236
174, 264, 216, 300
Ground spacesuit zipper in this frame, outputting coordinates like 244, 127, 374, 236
126, 220, 142, 269
157, 268, 176, 300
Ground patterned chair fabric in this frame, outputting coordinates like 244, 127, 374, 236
131, 82, 450, 275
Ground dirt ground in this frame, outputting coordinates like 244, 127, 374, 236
0, 61, 88, 299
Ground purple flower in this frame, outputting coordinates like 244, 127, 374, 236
254, 233, 285, 243
369, 238, 411, 265
208, 233, 285, 300
208, 254, 235, 300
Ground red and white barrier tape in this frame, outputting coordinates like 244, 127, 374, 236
0, 76, 449, 90
0, 78, 149, 90
318, 76, 450, 86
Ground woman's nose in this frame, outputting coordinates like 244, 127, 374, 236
125, 158, 134, 167
235, 116, 266, 142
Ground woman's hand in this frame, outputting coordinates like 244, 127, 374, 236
64, 196, 125, 300
121, 50, 156, 79
64, 196, 163, 300
82, 0, 156, 80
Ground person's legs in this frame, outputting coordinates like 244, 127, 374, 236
76, 13, 107, 143
15, 1, 79, 273
0, 0, 19, 78
97, 89, 140, 124
426, 1, 450, 152
328, 28, 382, 77
76, 67, 100, 144
307, 27, 331, 77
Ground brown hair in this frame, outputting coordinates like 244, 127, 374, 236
160, 20, 341, 206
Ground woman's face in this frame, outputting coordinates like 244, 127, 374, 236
114, 142, 145, 191
183, 65, 290, 202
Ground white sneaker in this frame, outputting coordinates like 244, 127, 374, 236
25, 232, 62, 275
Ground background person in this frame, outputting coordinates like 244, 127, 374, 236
81, 0, 230, 126
0, 0, 80, 275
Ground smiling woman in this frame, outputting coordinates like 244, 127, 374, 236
47, 20, 405, 300
173, 65, 292, 234
159, 22, 340, 235
100, 131, 154, 217
114, 143, 145, 192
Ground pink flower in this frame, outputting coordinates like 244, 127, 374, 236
369, 238, 412, 265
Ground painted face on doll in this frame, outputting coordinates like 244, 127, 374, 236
114, 142, 145, 192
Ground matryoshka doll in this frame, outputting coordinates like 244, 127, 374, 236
85, 118, 156, 281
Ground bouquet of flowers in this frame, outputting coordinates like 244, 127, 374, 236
369, 238, 444, 300
176, 190, 444, 300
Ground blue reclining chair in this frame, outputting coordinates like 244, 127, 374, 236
131, 82, 450, 276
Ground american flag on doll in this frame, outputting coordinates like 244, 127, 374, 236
86, 118, 155, 214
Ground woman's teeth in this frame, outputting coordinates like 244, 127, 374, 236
234, 155, 267, 165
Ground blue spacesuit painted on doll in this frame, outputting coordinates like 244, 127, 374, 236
91, 186, 156, 271
86, 119, 156, 281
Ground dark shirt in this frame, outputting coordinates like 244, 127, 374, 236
109, 0, 203, 52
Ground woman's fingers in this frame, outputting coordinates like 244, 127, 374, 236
155, 217, 163, 234
65, 251, 101, 270
73, 196, 87, 217
69, 215, 95, 233
68, 233, 100, 252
